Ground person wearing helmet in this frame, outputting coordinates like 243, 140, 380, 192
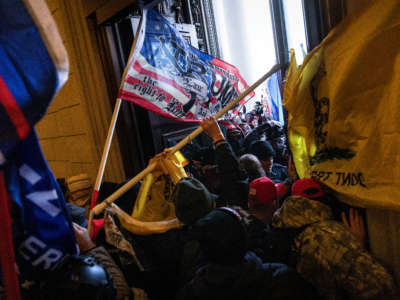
34, 255, 116, 300
20, 222, 141, 300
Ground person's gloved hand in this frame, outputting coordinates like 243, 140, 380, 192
200, 116, 225, 143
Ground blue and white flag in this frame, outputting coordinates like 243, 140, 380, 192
0, 0, 78, 282
266, 72, 284, 124
119, 9, 253, 121
6, 132, 78, 278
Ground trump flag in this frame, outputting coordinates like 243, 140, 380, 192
0, 0, 78, 294
119, 9, 253, 121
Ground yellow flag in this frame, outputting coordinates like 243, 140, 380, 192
284, 0, 400, 210
285, 50, 313, 179
131, 150, 188, 221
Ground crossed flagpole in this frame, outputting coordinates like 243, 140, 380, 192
88, 62, 281, 235
88, 5, 281, 235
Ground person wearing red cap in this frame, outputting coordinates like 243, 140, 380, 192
248, 177, 286, 224
291, 177, 325, 200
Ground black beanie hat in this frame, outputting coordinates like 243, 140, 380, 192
194, 208, 247, 265
172, 177, 215, 225
249, 140, 275, 161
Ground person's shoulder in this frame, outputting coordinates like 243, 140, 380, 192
243, 213, 267, 233
272, 163, 287, 170
295, 220, 395, 298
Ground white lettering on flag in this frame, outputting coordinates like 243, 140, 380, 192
19, 236, 63, 270
32, 248, 62, 270
19, 164, 42, 185
26, 189, 61, 217
126, 54, 190, 101
19, 236, 46, 260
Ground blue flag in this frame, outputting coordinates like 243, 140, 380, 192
0, 0, 68, 161
0, 0, 78, 281
266, 72, 284, 124
6, 132, 78, 278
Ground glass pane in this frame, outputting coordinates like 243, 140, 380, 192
282, 0, 308, 64
212, 0, 280, 122
212, 0, 276, 84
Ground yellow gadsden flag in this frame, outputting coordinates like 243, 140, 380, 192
284, 0, 400, 210
111, 150, 188, 236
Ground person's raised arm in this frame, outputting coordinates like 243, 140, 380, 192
200, 117, 248, 208
199, 116, 226, 145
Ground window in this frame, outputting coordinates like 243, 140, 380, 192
282, 0, 308, 64
212, 0, 308, 120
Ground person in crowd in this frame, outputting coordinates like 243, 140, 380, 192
243, 119, 287, 165
235, 177, 300, 267
18, 222, 142, 300
33, 254, 117, 300
172, 177, 216, 226
200, 116, 249, 208
245, 109, 259, 129
247, 177, 285, 224
176, 207, 318, 300
239, 153, 266, 183
238, 121, 252, 136
248, 140, 288, 183
271, 178, 396, 299
73, 223, 132, 298
218, 119, 246, 157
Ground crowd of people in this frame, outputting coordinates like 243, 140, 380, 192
12, 108, 397, 300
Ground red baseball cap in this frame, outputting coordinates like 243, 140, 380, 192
248, 177, 285, 208
291, 178, 324, 199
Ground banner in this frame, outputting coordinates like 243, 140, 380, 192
119, 9, 253, 122
6, 132, 78, 278
284, 0, 400, 210
0, 0, 78, 281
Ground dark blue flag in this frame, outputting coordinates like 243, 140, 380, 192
0, 0, 78, 286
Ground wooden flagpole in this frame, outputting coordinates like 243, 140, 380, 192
89, 16, 145, 211
88, 63, 281, 232
90, 99, 121, 209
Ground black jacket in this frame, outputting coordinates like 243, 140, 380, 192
244, 215, 303, 268
270, 163, 288, 183
214, 142, 249, 208
176, 251, 316, 300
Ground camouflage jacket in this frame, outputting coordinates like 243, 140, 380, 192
272, 196, 395, 299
